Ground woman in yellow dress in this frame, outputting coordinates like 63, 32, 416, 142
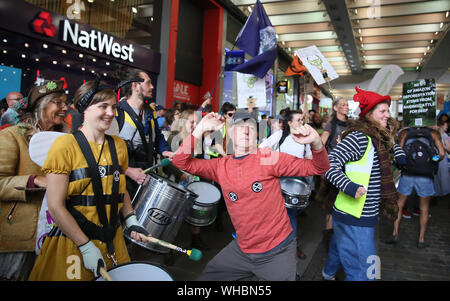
29, 79, 149, 281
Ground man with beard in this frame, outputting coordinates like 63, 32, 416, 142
115, 69, 173, 199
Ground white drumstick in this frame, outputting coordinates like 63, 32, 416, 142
29, 131, 67, 167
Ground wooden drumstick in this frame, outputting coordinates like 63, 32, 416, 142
137, 233, 202, 261
99, 267, 114, 281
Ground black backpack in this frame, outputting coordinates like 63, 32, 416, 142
402, 128, 438, 177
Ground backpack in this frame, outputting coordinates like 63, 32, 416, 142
402, 128, 438, 177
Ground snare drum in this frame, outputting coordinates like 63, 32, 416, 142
124, 173, 198, 253
185, 181, 222, 227
95, 262, 173, 281
280, 177, 311, 210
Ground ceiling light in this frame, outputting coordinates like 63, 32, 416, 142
106, 61, 110, 65
35, 58, 39, 62
435, 31, 439, 35
446, 11, 449, 18
424, 52, 427, 55
2, 39, 7, 43
66, 64, 71, 67
247, 6, 252, 13
62, 49, 67, 54
361, 44, 364, 48
92, 58, 96, 62
430, 40, 434, 43
2, 50, 6, 54
52, 60, 57, 64
91, 70, 95, 73
132, 7, 138, 14
359, 37, 363, 42
440, 22, 444, 28
88, 0, 94, 2
358, 29, 361, 34
21, 54, 26, 58
427, 46, 430, 51
43, 43, 48, 48
81, 67, 85, 71
354, 9, 358, 15
282, 41, 285, 45
103, 73, 107, 76
24, 43, 29, 48
79, 53, 84, 58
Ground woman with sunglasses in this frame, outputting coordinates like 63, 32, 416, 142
29, 80, 149, 281
0, 80, 70, 280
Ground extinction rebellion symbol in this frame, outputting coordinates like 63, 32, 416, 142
32, 11, 57, 38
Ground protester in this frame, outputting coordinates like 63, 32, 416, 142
0, 80, 70, 280
322, 87, 406, 281
172, 111, 329, 281
28, 79, 150, 281
115, 68, 173, 200
318, 97, 350, 247
0, 91, 23, 127
259, 109, 312, 261
388, 124, 445, 248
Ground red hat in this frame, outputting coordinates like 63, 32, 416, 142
353, 86, 391, 117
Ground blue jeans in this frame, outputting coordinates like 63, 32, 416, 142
287, 207, 301, 235
322, 220, 378, 281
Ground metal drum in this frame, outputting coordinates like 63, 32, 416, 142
124, 173, 198, 253
280, 177, 311, 210
95, 262, 173, 281
185, 181, 221, 227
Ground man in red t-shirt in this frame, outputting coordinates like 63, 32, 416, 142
172, 111, 329, 281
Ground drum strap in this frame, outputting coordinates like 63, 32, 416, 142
71, 131, 121, 256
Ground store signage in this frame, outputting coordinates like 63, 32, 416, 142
32, 11, 56, 38
62, 20, 135, 63
173, 80, 199, 103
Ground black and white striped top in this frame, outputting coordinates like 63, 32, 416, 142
325, 131, 405, 227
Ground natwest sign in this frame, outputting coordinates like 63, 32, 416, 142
61, 20, 134, 63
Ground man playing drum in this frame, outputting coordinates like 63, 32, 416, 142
172, 111, 329, 281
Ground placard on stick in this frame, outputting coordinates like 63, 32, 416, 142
402, 78, 436, 127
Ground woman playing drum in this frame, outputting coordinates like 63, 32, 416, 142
29, 79, 149, 281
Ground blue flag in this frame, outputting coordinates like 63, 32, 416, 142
232, 0, 277, 78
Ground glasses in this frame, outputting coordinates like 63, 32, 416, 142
50, 100, 69, 108
226, 112, 235, 117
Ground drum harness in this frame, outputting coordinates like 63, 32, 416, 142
69, 131, 122, 266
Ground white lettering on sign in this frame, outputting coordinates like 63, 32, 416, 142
173, 82, 191, 101
62, 20, 135, 63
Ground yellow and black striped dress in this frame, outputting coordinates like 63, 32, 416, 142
29, 134, 131, 281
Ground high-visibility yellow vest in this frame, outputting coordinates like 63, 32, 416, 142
334, 136, 374, 219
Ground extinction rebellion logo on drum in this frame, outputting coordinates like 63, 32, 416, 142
147, 208, 172, 225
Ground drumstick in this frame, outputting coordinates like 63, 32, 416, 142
99, 267, 114, 281
137, 233, 203, 261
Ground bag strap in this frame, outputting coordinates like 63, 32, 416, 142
72, 131, 120, 255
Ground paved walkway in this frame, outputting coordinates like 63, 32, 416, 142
302, 195, 450, 281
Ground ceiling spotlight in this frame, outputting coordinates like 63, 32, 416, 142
358, 28, 361, 34
24, 43, 29, 48
91, 70, 95, 73
88, 0, 94, 3
81, 67, 85, 71
2, 50, 6, 54
35, 58, 39, 62
446, 11, 449, 18
21, 54, 26, 58
361, 44, 364, 48
62, 49, 67, 54
132, 7, 138, 13
435, 31, 439, 35
103, 73, 107, 76
66, 64, 71, 67
106, 61, 110, 66
2, 39, 7, 43
440, 22, 444, 28
52, 60, 57, 64
247, 6, 252, 13
359, 37, 363, 42
427, 46, 430, 51
79, 53, 84, 58
43, 43, 48, 48
92, 58, 96, 62
430, 40, 434, 43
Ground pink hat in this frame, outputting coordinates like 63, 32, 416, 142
353, 86, 391, 117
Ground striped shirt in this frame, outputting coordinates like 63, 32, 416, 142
325, 131, 405, 227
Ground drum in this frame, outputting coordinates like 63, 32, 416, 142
280, 177, 311, 210
185, 181, 222, 227
124, 173, 198, 253
95, 262, 173, 281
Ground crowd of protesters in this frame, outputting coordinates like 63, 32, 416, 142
0, 73, 449, 281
